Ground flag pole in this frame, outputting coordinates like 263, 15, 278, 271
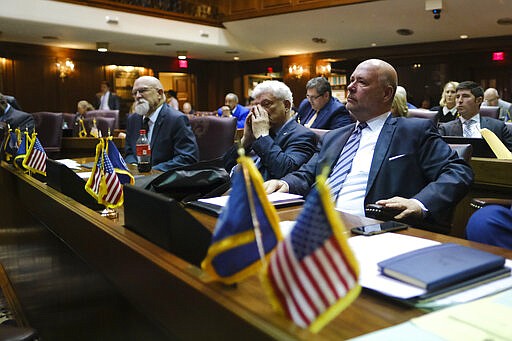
238, 147, 267, 267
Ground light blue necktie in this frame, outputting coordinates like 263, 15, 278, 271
327, 122, 367, 200
463, 119, 475, 137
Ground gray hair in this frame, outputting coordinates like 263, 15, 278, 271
252, 80, 293, 105
306, 77, 332, 97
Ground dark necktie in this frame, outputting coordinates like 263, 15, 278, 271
142, 116, 150, 134
327, 122, 368, 200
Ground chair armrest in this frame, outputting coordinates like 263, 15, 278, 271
470, 198, 512, 210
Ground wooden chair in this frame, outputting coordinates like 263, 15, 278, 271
31, 112, 63, 157
188, 115, 237, 161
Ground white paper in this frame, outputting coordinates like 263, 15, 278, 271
76, 171, 91, 179
56, 158, 81, 170
198, 192, 303, 207
348, 233, 441, 298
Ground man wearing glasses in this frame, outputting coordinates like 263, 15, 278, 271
124, 76, 198, 172
223, 80, 317, 180
296, 77, 353, 130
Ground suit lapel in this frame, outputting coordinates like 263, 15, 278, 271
366, 116, 396, 194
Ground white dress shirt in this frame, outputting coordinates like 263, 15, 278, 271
460, 114, 482, 138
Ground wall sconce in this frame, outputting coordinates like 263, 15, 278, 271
316, 63, 331, 76
288, 64, 306, 78
97, 42, 109, 52
56, 58, 75, 79
177, 51, 187, 60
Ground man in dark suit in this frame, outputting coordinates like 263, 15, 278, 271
0, 93, 34, 132
217, 93, 249, 129
124, 76, 198, 172
296, 77, 352, 130
94, 81, 120, 110
264, 59, 472, 227
439, 81, 512, 151
224, 80, 317, 181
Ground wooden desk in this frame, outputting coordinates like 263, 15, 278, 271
60, 137, 125, 158
2, 162, 511, 340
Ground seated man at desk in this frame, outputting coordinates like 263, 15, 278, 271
0, 93, 34, 132
439, 81, 512, 151
223, 80, 317, 180
125, 76, 198, 172
296, 76, 352, 130
264, 59, 473, 227
217, 93, 249, 129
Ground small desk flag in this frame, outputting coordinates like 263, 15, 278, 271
14, 131, 31, 171
261, 170, 361, 333
201, 155, 282, 284
106, 138, 134, 185
23, 133, 47, 175
85, 138, 124, 208
3, 128, 20, 162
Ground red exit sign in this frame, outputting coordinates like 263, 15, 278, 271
492, 52, 505, 61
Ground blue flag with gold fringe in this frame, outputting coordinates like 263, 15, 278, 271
106, 138, 134, 185
201, 155, 282, 284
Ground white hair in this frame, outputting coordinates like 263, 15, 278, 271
252, 80, 293, 105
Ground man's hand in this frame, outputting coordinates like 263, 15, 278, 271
241, 113, 254, 149
221, 106, 231, 117
251, 104, 270, 139
263, 180, 289, 194
375, 196, 423, 220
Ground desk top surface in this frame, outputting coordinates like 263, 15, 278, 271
4, 160, 512, 340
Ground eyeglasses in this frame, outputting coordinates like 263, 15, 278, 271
132, 87, 155, 96
306, 93, 323, 100
259, 99, 274, 109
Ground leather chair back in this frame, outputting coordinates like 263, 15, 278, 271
479, 106, 500, 119
188, 116, 237, 161
448, 143, 473, 163
85, 110, 120, 129
83, 117, 116, 137
407, 109, 439, 126
31, 112, 63, 156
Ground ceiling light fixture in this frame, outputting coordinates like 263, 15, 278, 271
497, 17, 512, 25
96, 42, 109, 52
460, 34, 468, 39
155, 42, 171, 46
396, 28, 414, 36
312, 37, 327, 44
177, 51, 187, 60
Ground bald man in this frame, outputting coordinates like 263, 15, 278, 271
217, 93, 249, 128
483, 88, 512, 121
264, 59, 473, 229
125, 76, 198, 172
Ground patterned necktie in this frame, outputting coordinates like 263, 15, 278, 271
327, 122, 368, 200
463, 119, 475, 137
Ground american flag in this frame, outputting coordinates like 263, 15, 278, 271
262, 173, 360, 332
24, 134, 47, 175
85, 139, 123, 208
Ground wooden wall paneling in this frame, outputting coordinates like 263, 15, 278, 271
262, 0, 292, 10
229, 0, 259, 15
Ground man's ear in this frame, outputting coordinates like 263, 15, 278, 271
383, 85, 395, 103
475, 96, 483, 105
283, 100, 291, 110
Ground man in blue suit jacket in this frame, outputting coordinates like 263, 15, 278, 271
125, 76, 198, 172
296, 77, 352, 130
224, 81, 317, 181
439, 81, 512, 151
217, 93, 249, 129
264, 59, 473, 227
